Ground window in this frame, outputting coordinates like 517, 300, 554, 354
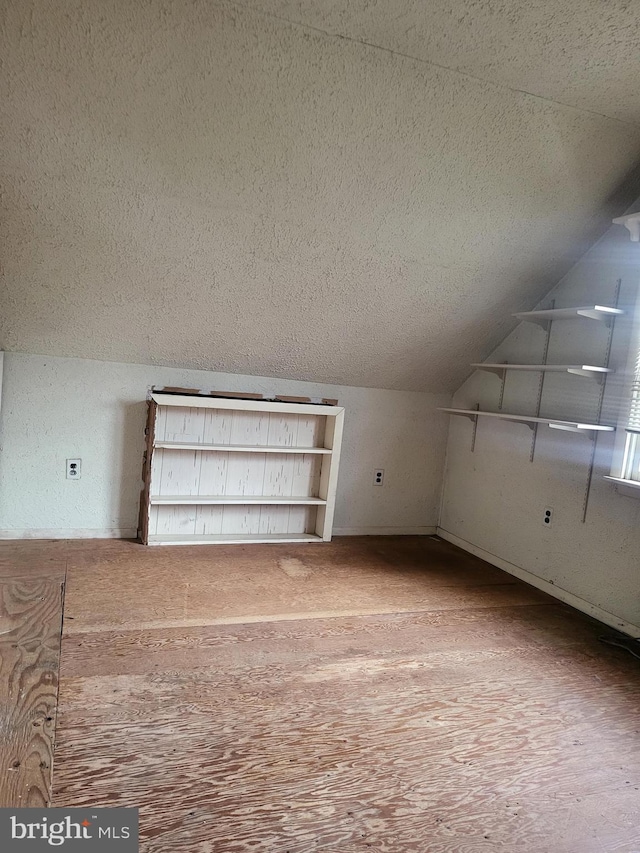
610, 283, 640, 490
620, 343, 640, 481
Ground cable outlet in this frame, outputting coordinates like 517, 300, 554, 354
67, 459, 82, 480
373, 469, 384, 487
543, 507, 553, 527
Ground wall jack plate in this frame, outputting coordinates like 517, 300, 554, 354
67, 458, 82, 480
543, 507, 553, 527
374, 469, 384, 487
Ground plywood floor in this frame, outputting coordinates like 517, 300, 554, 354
1, 537, 640, 851
0, 542, 67, 808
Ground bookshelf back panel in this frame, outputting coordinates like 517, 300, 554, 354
155, 406, 326, 449
151, 449, 322, 498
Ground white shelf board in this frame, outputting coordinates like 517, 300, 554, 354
439, 407, 615, 433
154, 441, 331, 454
612, 212, 640, 241
514, 305, 624, 326
471, 363, 612, 379
604, 476, 640, 491
150, 495, 327, 506
147, 532, 324, 546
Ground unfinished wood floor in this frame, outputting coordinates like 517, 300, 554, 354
0, 542, 66, 807
1, 537, 640, 851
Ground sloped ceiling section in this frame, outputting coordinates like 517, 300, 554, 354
1, 0, 639, 392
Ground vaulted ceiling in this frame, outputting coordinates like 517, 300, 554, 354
2, 0, 640, 391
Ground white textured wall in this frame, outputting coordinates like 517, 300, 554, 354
2, 0, 640, 392
0, 353, 449, 538
439, 216, 640, 633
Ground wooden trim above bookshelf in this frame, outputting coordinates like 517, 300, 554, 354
150, 393, 342, 417
152, 387, 339, 406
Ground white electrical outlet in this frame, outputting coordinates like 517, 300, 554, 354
67, 459, 82, 480
543, 507, 553, 527
373, 469, 384, 487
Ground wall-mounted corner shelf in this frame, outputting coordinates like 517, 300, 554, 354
514, 305, 624, 327
603, 476, 640, 491
455, 287, 623, 523
471, 363, 613, 381
438, 407, 615, 435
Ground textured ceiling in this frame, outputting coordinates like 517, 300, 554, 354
1, 0, 640, 392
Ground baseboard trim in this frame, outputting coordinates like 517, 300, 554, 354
334, 526, 437, 536
0, 528, 137, 540
0, 526, 436, 541
437, 527, 640, 638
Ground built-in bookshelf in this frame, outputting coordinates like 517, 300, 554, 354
139, 393, 345, 546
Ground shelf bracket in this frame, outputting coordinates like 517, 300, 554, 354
530, 301, 554, 462
581, 279, 620, 522
481, 365, 508, 378
455, 411, 480, 424
476, 363, 508, 408
497, 364, 507, 411
517, 312, 553, 329
470, 404, 480, 453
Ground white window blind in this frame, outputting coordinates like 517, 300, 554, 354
628, 344, 640, 434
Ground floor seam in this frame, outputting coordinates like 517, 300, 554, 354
48, 548, 70, 807
61, 600, 564, 635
